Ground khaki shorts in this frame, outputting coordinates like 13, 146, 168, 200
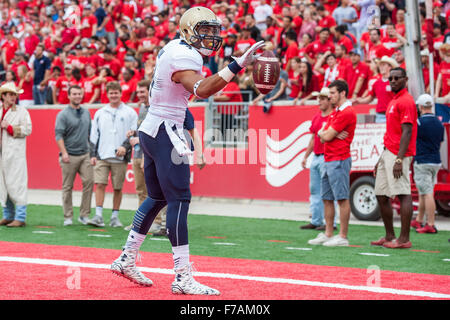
375, 149, 412, 198
413, 162, 441, 195
94, 160, 127, 190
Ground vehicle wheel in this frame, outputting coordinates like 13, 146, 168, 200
436, 200, 450, 217
350, 176, 381, 221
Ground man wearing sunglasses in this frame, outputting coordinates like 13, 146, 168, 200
372, 67, 418, 249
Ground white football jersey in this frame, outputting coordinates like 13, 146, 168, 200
139, 39, 203, 155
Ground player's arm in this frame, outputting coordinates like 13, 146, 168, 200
174, 40, 265, 99
301, 135, 315, 169
173, 70, 228, 99
318, 125, 339, 142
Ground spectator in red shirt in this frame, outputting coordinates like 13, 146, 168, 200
60, 19, 81, 52
119, 68, 137, 103
347, 50, 370, 99
93, 67, 115, 103
137, 26, 159, 63
334, 24, 354, 54
53, 64, 78, 105
304, 28, 335, 65
310, 79, 356, 247
80, 5, 98, 39
435, 43, 450, 101
315, 53, 345, 89
315, 5, 337, 34
372, 67, 417, 249
10, 52, 30, 80
294, 59, 320, 105
283, 30, 299, 71
100, 48, 122, 78
234, 27, 257, 56
366, 28, 392, 62
82, 64, 100, 104
17, 65, 34, 107
1, 29, 19, 67
355, 56, 398, 122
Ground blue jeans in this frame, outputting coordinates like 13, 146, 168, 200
309, 154, 325, 226
2, 197, 27, 222
33, 85, 48, 105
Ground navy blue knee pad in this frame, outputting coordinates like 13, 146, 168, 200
166, 200, 190, 247
131, 197, 167, 234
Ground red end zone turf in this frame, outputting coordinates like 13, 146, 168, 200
0, 241, 449, 300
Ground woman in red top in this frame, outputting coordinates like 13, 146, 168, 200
294, 59, 319, 105
17, 65, 34, 107
287, 57, 302, 101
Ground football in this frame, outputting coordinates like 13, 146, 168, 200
252, 50, 280, 95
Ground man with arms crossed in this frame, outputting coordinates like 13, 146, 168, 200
308, 80, 356, 246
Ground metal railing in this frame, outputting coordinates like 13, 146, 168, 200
205, 99, 250, 148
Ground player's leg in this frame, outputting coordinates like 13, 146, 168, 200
154, 125, 219, 295
111, 135, 166, 286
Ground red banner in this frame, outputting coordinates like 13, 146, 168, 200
27, 104, 376, 201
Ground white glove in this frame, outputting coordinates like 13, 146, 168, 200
232, 40, 265, 68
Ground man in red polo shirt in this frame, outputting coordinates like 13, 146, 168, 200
308, 80, 356, 247
372, 67, 417, 249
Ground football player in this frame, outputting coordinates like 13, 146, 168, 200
111, 6, 264, 295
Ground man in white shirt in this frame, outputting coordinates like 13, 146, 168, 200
253, 0, 273, 32
88, 81, 138, 228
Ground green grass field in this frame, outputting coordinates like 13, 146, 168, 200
1, 204, 449, 275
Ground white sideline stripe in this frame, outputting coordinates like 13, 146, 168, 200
87, 234, 112, 238
32, 231, 54, 234
285, 247, 312, 251
149, 238, 169, 241
444, 259, 450, 262
0, 256, 449, 299
213, 242, 237, 246
359, 253, 390, 257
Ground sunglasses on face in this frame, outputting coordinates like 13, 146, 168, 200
388, 76, 404, 81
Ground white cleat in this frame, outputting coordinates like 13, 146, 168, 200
111, 248, 153, 287
171, 263, 220, 295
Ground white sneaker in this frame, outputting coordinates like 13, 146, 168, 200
63, 218, 73, 226
323, 235, 349, 247
124, 224, 132, 231
111, 248, 153, 286
110, 216, 123, 228
77, 216, 88, 225
87, 215, 105, 227
307, 232, 331, 245
172, 263, 220, 295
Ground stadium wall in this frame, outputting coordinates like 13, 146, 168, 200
28, 102, 384, 202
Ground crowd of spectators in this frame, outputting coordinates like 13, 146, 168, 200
0, 0, 449, 107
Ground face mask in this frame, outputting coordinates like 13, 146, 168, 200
198, 47, 213, 56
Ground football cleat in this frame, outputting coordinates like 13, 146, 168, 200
111, 248, 153, 286
172, 263, 220, 295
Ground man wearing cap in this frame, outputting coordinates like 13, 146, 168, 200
300, 87, 334, 230
372, 67, 417, 248
410, 94, 444, 234
0, 83, 32, 227
354, 55, 398, 123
